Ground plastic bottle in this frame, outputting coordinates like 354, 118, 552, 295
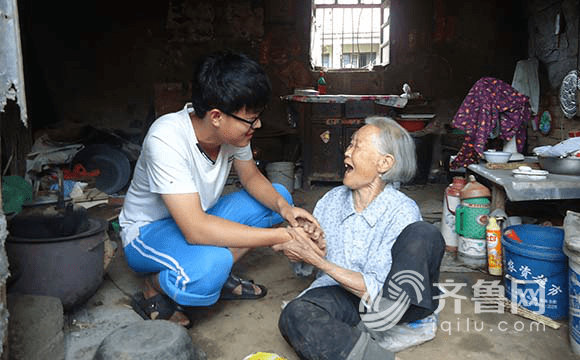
317, 71, 327, 95
440, 176, 466, 251
486, 216, 502, 276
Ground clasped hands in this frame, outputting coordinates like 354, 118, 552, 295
273, 217, 326, 266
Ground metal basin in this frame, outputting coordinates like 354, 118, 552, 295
538, 156, 580, 175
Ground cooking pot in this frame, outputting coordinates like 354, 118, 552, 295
10, 202, 89, 238
538, 156, 580, 175
6, 216, 107, 310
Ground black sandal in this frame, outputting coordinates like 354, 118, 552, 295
131, 292, 192, 328
219, 274, 268, 300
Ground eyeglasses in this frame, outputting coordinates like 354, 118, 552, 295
222, 110, 262, 128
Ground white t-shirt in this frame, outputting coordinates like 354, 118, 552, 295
119, 103, 253, 247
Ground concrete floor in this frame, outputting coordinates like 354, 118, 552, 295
57, 183, 580, 359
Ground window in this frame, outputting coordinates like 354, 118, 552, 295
311, 0, 390, 70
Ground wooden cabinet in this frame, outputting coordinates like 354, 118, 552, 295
291, 97, 391, 188
305, 118, 364, 185
283, 94, 435, 188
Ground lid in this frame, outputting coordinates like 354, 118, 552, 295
447, 177, 467, 196
452, 176, 466, 184
487, 217, 499, 229
460, 175, 491, 199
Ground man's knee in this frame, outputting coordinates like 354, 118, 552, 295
167, 247, 233, 298
272, 183, 294, 206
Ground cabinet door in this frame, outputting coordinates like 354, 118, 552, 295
306, 120, 343, 182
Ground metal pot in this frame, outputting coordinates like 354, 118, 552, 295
6, 217, 107, 310
10, 203, 89, 239
538, 156, 580, 175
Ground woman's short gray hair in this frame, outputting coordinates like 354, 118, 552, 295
365, 116, 417, 183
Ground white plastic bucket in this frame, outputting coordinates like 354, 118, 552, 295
266, 162, 295, 194
565, 211, 580, 355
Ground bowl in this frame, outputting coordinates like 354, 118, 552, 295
538, 156, 580, 175
483, 150, 512, 163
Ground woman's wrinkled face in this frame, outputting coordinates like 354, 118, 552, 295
343, 125, 385, 190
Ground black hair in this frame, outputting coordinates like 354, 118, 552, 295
190, 50, 271, 118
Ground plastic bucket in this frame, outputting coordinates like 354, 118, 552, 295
266, 162, 295, 194
564, 211, 580, 355
569, 256, 580, 355
502, 224, 568, 320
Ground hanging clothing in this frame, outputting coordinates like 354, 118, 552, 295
450, 77, 530, 169
511, 58, 540, 115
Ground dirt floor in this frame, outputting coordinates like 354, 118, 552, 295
12, 182, 578, 360
177, 183, 579, 360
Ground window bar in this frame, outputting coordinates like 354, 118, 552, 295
371, 7, 373, 65
341, 7, 345, 68
352, 6, 355, 67
358, 7, 363, 66
330, 8, 333, 68
321, 6, 325, 67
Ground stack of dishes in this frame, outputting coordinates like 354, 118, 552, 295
512, 166, 548, 180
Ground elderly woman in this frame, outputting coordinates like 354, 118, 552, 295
275, 117, 445, 360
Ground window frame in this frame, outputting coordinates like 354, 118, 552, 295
310, 0, 390, 71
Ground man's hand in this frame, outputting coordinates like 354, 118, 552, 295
279, 204, 320, 229
279, 204, 325, 250
273, 227, 325, 264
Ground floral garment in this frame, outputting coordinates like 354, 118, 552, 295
450, 77, 530, 169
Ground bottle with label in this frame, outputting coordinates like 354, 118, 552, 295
486, 216, 502, 276
317, 71, 327, 95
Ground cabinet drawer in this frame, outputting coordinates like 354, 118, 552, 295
311, 103, 342, 118
345, 100, 375, 118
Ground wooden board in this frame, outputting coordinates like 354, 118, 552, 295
484, 162, 541, 170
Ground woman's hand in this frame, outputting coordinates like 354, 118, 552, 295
279, 204, 325, 249
273, 227, 325, 264
296, 218, 326, 254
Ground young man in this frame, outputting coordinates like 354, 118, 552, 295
119, 50, 323, 327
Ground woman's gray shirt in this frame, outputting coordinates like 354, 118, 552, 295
303, 184, 422, 307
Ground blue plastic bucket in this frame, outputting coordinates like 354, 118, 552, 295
502, 224, 568, 320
